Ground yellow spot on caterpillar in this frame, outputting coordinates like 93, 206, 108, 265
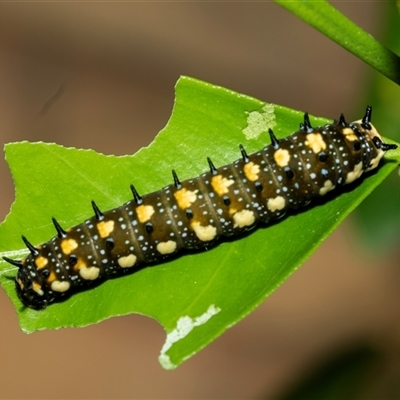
342, 127, 358, 141
211, 175, 234, 196
267, 196, 286, 212
191, 221, 217, 241
174, 188, 198, 209
73, 258, 87, 271
274, 149, 290, 168
305, 133, 327, 153
79, 266, 100, 280
319, 180, 335, 195
51, 280, 70, 293
233, 210, 256, 228
97, 220, 115, 238
61, 238, 78, 255
229, 207, 237, 215
118, 254, 137, 268
136, 205, 155, 223
47, 271, 56, 283
35, 256, 48, 269
156, 241, 177, 255
244, 162, 260, 182
32, 282, 44, 296
345, 162, 363, 184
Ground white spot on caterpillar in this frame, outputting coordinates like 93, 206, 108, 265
305, 133, 327, 153
136, 205, 155, 223
79, 266, 100, 280
267, 196, 286, 212
211, 175, 234, 196
319, 180, 335, 195
156, 241, 177, 255
233, 210, 255, 228
97, 220, 115, 238
345, 162, 363, 184
32, 282, 44, 296
61, 238, 78, 255
243, 103, 276, 140
51, 280, 70, 292
191, 221, 217, 241
118, 254, 137, 268
174, 188, 198, 209
159, 304, 221, 370
243, 162, 260, 182
274, 149, 290, 168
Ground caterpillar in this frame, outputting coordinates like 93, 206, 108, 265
3, 106, 397, 310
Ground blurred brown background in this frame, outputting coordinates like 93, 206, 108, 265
1, 2, 399, 399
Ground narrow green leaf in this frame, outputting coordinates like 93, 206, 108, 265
353, 2, 400, 250
275, 0, 400, 85
0, 76, 399, 369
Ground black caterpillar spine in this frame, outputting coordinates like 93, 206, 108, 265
4, 106, 397, 309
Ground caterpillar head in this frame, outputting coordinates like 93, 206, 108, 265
348, 106, 397, 172
15, 258, 50, 310
4, 237, 54, 310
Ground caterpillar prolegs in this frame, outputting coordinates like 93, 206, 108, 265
4, 106, 397, 310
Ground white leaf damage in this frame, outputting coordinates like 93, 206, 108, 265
159, 304, 221, 370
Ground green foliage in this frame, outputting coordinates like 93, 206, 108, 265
1, 77, 399, 369
275, 0, 400, 85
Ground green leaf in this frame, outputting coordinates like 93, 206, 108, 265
0, 76, 399, 369
353, 2, 400, 250
274, 0, 400, 85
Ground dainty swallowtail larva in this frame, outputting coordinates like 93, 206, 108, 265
4, 106, 397, 309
